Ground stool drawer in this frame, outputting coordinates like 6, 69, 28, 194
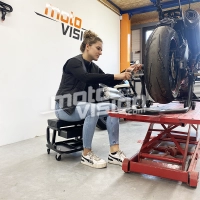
59, 126, 83, 139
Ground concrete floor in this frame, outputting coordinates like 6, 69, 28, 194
0, 120, 200, 200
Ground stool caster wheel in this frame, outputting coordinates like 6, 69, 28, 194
55, 154, 61, 161
47, 149, 50, 154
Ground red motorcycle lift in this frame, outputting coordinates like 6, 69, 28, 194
109, 102, 200, 187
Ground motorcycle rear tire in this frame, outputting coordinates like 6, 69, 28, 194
144, 26, 180, 103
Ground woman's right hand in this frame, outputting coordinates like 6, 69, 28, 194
114, 72, 131, 80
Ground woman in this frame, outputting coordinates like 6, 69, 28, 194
55, 30, 141, 169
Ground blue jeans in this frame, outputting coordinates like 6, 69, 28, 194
55, 102, 119, 149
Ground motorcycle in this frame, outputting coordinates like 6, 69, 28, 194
144, 0, 200, 111
97, 0, 200, 128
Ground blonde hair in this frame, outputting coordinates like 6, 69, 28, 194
80, 30, 103, 52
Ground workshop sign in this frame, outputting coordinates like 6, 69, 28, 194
35, 3, 86, 41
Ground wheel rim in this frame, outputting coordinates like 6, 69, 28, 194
168, 38, 180, 98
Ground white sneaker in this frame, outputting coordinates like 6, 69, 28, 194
108, 150, 126, 166
81, 151, 107, 169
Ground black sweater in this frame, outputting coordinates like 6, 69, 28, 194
55, 54, 121, 114
65, 57, 120, 85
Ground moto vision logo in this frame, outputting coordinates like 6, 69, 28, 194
35, 3, 86, 41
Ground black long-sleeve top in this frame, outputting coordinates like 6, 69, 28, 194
65, 57, 121, 86
55, 54, 122, 114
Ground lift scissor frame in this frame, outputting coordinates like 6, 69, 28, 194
109, 102, 200, 187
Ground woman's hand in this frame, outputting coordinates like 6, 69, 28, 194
114, 72, 131, 80
126, 63, 143, 73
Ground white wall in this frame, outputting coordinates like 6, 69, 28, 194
0, 0, 120, 146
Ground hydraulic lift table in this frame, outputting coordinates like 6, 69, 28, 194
109, 102, 200, 187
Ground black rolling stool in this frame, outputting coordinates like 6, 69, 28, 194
46, 119, 84, 161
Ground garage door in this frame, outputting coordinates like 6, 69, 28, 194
131, 29, 141, 63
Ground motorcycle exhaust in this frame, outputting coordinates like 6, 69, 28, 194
194, 72, 200, 76
184, 9, 200, 59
